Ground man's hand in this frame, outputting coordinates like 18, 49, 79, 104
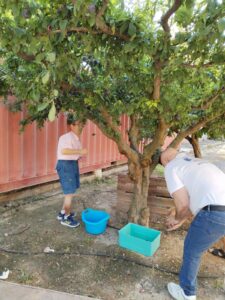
165, 208, 186, 231
166, 216, 186, 231
165, 187, 192, 231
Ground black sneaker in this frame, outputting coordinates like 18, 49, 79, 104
60, 215, 80, 228
57, 211, 75, 221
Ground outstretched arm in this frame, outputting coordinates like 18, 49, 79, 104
166, 187, 192, 231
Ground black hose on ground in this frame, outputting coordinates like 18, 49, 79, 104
0, 247, 221, 279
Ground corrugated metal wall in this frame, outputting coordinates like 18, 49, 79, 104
0, 100, 127, 193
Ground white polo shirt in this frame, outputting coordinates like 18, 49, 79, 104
164, 155, 225, 215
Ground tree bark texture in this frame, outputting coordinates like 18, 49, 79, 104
187, 134, 202, 158
128, 165, 151, 226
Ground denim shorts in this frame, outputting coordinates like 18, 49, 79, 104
56, 160, 80, 195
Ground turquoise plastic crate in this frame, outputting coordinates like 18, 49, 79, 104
118, 223, 161, 256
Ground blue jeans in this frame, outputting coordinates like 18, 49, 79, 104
180, 209, 225, 296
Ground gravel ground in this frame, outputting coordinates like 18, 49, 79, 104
0, 139, 225, 300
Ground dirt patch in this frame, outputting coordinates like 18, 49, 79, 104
1, 141, 225, 299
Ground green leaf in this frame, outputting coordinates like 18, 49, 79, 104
88, 15, 96, 27
120, 22, 128, 34
84, 97, 93, 106
37, 102, 49, 112
31, 90, 40, 101
48, 102, 56, 122
42, 71, 50, 85
218, 18, 225, 33
35, 53, 45, 63
12, 44, 21, 53
53, 89, 59, 97
123, 43, 136, 53
46, 52, 56, 63
128, 22, 136, 37
175, 6, 192, 27
60, 20, 68, 32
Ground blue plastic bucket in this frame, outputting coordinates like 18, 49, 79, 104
81, 208, 110, 235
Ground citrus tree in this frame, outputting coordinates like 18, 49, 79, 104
0, 0, 224, 225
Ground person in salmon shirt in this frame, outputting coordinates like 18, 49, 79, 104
56, 113, 87, 228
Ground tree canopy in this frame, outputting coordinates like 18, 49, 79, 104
0, 0, 225, 224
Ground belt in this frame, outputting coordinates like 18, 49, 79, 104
202, 205, 225, 212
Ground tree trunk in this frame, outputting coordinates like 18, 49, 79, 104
128, 165, 151, 226
187, 134, 202, 158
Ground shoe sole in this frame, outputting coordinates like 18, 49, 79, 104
60, 221, 80, 228
167, 283, 195, 300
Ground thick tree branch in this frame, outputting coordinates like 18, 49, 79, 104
170, 110, 225, 148
153, 61, 161, 100
143, 116, 168, 161
140, 61, 169, 165
149, 148, 161, 174
128, 114, 140, 153
94, 107, 139, 164
97, 0, 109, 18
95, 0, 112, 33
185, 134, 202, 158
161, 0, 182, 33
99, 107, 120, 135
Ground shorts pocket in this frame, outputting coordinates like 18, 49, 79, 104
56, 161, 65, 174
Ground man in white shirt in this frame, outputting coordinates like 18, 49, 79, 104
160, 148, 225, 300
